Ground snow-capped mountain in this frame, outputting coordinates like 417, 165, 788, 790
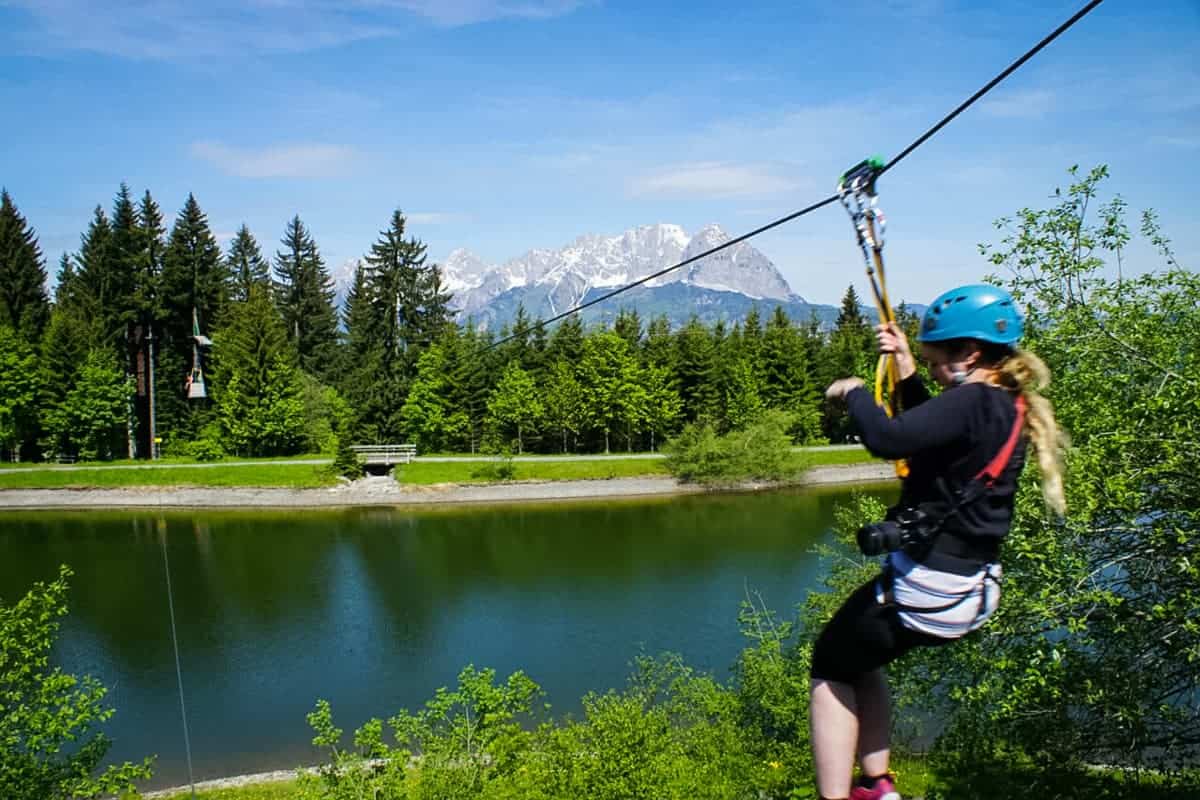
440, 223, 801, 324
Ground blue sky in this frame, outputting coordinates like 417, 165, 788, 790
1, 0, 1196, 306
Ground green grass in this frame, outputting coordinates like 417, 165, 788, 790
795, 448, 876, 467
157, 778, 299, 800
147, 758, 1197, 800
0, 463, 335, 489
395, 457, 673, 484
0, 448, 876, 489
0, 453, 327, 469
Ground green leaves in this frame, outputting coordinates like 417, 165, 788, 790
486, 360, 543, 454
40, 348, 133, 461
212, 286, 308, 457
0, 567, 153, 799
884, 165, 1200, 796
664, 409, 802, 485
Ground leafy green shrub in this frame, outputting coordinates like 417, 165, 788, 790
299, 607, 833, 799
0, 566, 153, 800
470, 452, 516, 482
664, 409, 802, 485
185, 420, 226, 461
301, 375, 351, 456
327, 433, 364, 480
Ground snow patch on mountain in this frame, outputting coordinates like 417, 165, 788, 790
435, 223, 800, 321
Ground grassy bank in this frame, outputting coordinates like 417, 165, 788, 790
152, 754, 931, 799
394, 457, 673, 484
0, 463, 335, 489
0, 448, 875, 490
158, 780, 298, 800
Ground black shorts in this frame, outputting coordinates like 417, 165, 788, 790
810, 575, 954, 684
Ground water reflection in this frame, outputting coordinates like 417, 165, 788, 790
0, 486, 893, 788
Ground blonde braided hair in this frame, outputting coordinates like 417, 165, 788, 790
986, 348, 1067, 515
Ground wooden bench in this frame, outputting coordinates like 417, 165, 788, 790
350, 444, 418, 466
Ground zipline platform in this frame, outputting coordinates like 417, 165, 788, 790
350, 444, 418, 466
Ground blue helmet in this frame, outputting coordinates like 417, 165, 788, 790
917, 284, 1024, 346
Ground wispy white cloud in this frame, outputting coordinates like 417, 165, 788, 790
980, 88, 1058, 119
190, 141, 359, 178
407, 212, 467, 225
385, 1, 588, 26
1151, 135, 1200, 149
629, 162, 801, 198
0, 0, 585, 59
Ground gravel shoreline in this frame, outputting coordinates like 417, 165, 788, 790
0, 463, 894, 511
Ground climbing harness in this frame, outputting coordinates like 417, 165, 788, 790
878, 394, 1027, 630
837, 157, 908, 477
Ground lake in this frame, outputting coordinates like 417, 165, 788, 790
0, 485, 892, 789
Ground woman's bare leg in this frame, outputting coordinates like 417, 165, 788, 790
855, 668, 891, 779
810, 678, 858, 798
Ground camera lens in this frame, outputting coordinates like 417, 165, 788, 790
857, 520, 904, 556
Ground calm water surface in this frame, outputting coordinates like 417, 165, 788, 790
0, 486, 892, 788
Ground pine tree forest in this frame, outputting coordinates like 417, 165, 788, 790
0, 186, 904, 462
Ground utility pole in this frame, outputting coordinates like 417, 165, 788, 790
148, 327, 158, 460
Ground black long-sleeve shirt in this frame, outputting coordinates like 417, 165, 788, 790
845, 375, 1027, 557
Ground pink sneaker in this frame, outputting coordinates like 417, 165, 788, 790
849, 774, 900, 800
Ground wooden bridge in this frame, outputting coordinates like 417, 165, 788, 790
350, 444, 418, 467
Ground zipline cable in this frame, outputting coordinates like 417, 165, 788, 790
483, 0, 1105, 352
160, 518, 198, 800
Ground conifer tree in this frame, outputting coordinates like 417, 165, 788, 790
53, 254, 83, 311
613, 308, 643, 350
822, 284, 875, 441
72, 205, 112, 331
159, 194, 229, 440
500, 303, 534, 370
643, 314, 674, 371
227, 224, 270, 303
106, 183, 140, 345
717, 326, 765, 431
546, 313, 584, 365
135, 190, 167, 323
362, 209, 451, 376
131, 190, 168, 458
674, 315, 719, 423
341, 261, 376, 359
763, 305, 823, 443
446, 325, 495, 453
0, 189, 50, 340
212, 285, 305, 456
274, 215, 338, 381
162, 194, 227, 336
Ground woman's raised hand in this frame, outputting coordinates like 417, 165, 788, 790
876, 322, 916, 380
825, 377, 866, 401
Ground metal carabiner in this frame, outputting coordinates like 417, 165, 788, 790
838, 156, 909, 478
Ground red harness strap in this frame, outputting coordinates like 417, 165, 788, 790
974, 394, 1027, 487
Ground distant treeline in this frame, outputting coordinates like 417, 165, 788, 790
0, 185, 907, 461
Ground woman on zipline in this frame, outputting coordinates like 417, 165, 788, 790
812, 284, 1066, 800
